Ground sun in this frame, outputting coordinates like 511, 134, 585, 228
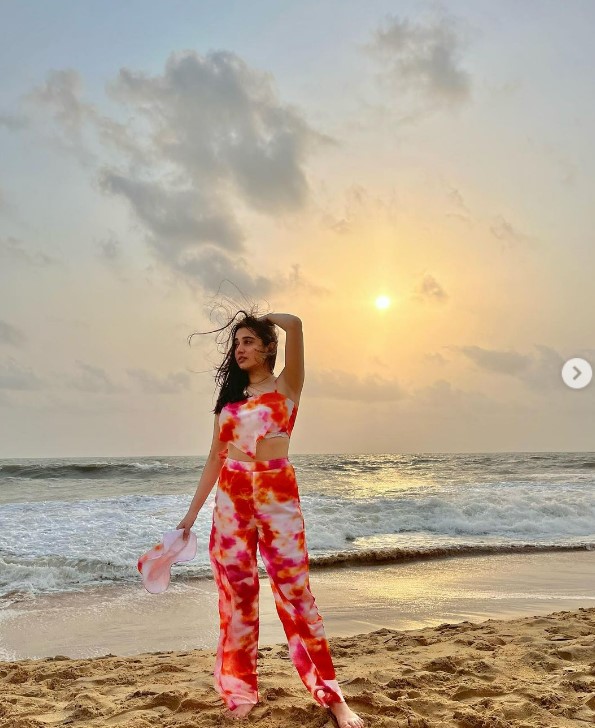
375, 295, 390, 310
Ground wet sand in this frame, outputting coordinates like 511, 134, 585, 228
1, 550, 594, 661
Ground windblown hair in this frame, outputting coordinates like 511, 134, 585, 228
188, 306, 278, 415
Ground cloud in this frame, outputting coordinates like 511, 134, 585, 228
172, 246, 275, 299
97, 232, 121, 262
526, 137, 578, 188
0, 357, 43, 390
415, 273, 448, 303
365, 11, 472, 108
517, 344, 567, 392
107, 51, 332, 212
489, 215, 537, 251
370, 355, 389, 369
127, 367, 191, 394
326, 217, 351, 235
319, 184, 399, 236
456, 345, 530, 375
65, 361, 124, 394
23, 69, 98, 167
454, 344, 567, 391
0, 112, 29, 131
24, 51, 333, 293
0, 235, 61, 267
25, 69, 89, 136
285, 263, 330, 296
424, 351, 448, 365
445, 185, 468, 211
305, 368, 406, 402
0, 320, 27, 347
97, 171, 245, 256
412, 377, 500, 414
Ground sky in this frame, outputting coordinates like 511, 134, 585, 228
1, 0, 594, 458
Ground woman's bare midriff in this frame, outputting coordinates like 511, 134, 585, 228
226, 439, 290, 462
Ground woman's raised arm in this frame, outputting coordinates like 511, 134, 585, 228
258, 313, 304, 398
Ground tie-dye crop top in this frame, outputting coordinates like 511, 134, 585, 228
218, 380, 298, 459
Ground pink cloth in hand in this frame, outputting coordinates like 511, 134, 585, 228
137, 528, 197, 594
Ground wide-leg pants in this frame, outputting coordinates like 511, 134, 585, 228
208, 456, 346, 710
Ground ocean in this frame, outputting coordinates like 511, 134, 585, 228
1, 452, 594, 605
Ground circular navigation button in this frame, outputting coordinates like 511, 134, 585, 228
561, 357, 592, 389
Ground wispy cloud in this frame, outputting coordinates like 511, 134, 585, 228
412, 377, 500, 414
96, 232, 121, 263
0, 356, 43, 390
305, 368, 406, 402
424, 351, 448, 365
0, 112, 29, 131
365, 10, 472, 109
0, 235, 61, 267
456, 345, 530, 375
0, 320, 27, 347
489, 215, 538, 251
286, 263, 330, 296
454, 344, 566, 391
320, 184, 399, 236
65, 361, 124, 394
414, 273, 448, 303
127, 367, 191, 394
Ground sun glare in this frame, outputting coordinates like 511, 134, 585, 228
375, 295, 390, 310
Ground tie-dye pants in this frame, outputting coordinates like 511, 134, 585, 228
208, 456, 346, 710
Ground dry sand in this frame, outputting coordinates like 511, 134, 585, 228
2, 606, 595, 727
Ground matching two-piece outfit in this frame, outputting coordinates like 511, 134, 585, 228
209, 379, 346, 710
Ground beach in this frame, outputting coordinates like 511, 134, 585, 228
1, 550, 595, 727
2, 452, 594, 725
3, 0, 595, 721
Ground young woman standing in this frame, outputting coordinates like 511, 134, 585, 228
177, 311, 365, 728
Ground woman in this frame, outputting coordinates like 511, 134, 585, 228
177, 311, 366, 727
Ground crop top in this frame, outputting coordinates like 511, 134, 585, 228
218, 379, 298, 459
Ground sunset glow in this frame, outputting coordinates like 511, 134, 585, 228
0, 3, 592, 457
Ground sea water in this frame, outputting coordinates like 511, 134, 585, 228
1, 452, 594, 603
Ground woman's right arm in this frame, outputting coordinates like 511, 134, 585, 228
176, 414, 227, 538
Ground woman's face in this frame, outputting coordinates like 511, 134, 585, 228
234, 327, 267, 370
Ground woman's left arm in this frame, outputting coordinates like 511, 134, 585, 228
259, 313, 304, 395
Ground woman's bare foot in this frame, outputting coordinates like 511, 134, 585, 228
328, 700, 366, 728
224, 702, 256, 720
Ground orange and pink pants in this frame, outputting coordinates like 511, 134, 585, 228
208, 456, 346, 710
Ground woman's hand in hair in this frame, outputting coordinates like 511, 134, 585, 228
257, 313, 301, 331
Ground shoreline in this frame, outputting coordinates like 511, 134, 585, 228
1, 550, 594, 662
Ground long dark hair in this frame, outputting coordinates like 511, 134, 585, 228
188, 307, 278, 414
